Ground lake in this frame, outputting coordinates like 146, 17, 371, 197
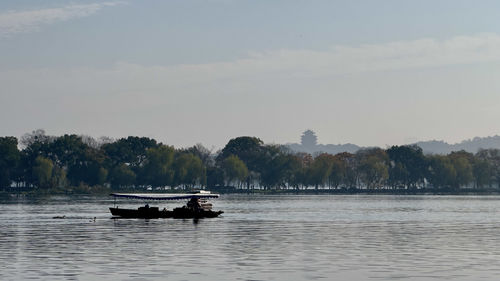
2, 194, 500, 280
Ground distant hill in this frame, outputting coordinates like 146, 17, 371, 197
287, 142, 361, 155
413, 135, 500, 154
286, 131, 500, 155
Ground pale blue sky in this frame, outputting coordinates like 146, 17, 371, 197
1, 0, 500, 149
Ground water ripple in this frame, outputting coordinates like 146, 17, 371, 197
2, 195, 500, 280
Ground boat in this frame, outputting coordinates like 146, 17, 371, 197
109, 191, 224, 219
109, 205, 173, 218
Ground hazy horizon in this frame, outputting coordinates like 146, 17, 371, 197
2, 1, 500, 149
7, 128, 500, 152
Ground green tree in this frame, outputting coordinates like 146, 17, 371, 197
308, 153, 335, 189
428, 155, 456, 188
19, 131, 54, 187
141, 145, 175, 187
97, 167, 109, 186
217, 136, 266, 188
386, 145, 426, 189
109, 164, 136, 188
32, 156, 54, 189
182, 143, 213, 167
102, 136, 158, 167
448, 151, 473, 188
48, 134, 87, 167
218, 136, 264, 172
28, 134, 91, 187
51, 166, 68, 189
20, 129, 52, 148
328, 156, 346, 189
336, 152, 357, 188
173, 153, 206, 188
472, 159, 492, 188
206, 166, 225, 188
222, 155, 248, 187
292, 152, 314, 189
357, 148, 389, 189
476, 149, 500, 187
282, 154, 304, 190
0, 137, 20, 189
49, 135, 112, 187
258, 145, 291, 189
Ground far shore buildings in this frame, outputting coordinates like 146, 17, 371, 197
287, 130, 500, 155
286, 130, 360, 155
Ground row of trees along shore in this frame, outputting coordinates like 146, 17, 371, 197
2, 130, 500, 193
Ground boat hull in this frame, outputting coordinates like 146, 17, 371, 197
109, 207, 172, 219
172, 207, 224, 219
110, 207, 223, 219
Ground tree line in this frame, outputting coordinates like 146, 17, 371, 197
1, 130, 500, 193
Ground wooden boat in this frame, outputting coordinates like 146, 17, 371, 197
109, 192, 223, 219
109, 205, 172, 218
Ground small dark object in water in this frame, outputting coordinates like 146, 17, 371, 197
53, 215, 66, 219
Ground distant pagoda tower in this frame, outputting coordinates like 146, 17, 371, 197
301, 130, 318, 149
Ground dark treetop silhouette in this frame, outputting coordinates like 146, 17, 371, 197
1, 130, 500, 193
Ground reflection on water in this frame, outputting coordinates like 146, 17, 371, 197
2, 195, 500, 280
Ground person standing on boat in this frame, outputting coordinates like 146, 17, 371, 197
187, 197, 201, 211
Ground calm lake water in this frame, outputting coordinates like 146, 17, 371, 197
2, 194, 500, 280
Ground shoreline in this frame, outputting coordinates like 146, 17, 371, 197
3, 187, 500, 197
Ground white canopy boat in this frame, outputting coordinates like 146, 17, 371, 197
109, 191, 223, 219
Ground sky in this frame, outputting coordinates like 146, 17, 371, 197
1, 0, 500, 149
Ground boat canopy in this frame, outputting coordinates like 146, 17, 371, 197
110, 193, 220, 201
